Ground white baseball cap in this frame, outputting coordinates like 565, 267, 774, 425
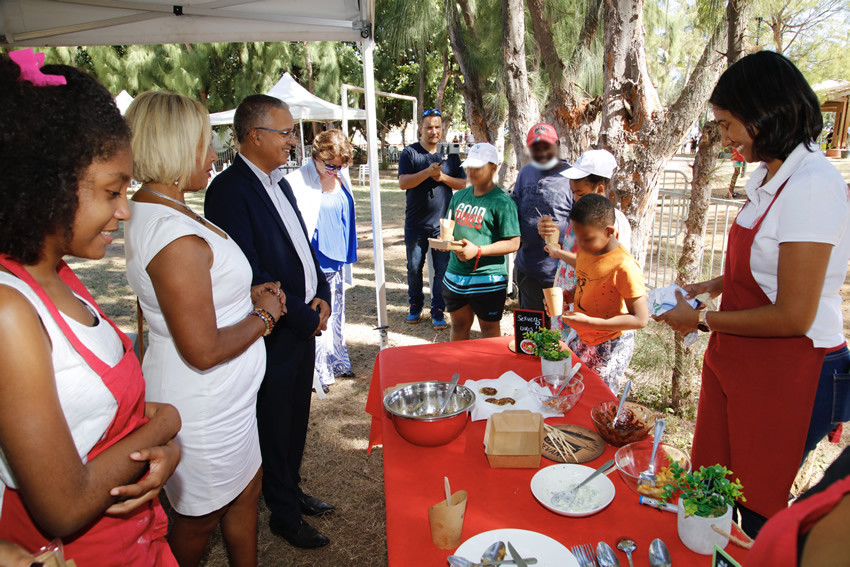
561, 149, 618, 179
461, 143, 500, 168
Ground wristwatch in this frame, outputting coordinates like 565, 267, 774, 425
697, 310, 712, 333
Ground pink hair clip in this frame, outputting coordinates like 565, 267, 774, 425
9, 48, 66, 86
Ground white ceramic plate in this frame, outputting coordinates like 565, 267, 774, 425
454, 528, 578, 567
530, 463, 616, 518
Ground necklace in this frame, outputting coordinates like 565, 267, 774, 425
140, 185, 206, 226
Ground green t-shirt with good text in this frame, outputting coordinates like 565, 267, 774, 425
446, 185, 521, 276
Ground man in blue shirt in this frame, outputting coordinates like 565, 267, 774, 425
511, 123, 573, 311
398, 109, 467, 329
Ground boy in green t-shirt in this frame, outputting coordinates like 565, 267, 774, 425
443, 143, 521, 341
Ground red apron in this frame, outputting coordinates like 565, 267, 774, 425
693, 181, 825, 519
746, 474, 850, 566
0, 257, 177, 566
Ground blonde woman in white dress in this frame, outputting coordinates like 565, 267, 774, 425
124, 92, 285, 567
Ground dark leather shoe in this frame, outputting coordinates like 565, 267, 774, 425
299, 495, 336, 517
269, 518, 330, 549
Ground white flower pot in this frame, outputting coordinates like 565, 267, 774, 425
676, 498, 733, 555
540, 356, 569, 377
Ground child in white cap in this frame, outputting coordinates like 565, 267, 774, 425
537, 149, 644, 394
442, 143, 521, 341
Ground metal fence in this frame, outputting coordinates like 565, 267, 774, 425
643, 172, 743, 289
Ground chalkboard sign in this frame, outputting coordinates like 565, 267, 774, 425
513, 309, 545, 355
712, 545, 742, 567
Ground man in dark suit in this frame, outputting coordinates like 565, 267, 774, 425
205, 95, 334, 549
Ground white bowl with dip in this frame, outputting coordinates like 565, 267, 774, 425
530, 463, 616, 518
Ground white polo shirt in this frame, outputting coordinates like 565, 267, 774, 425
239, 154, 318, 302
737, 143, 850, 348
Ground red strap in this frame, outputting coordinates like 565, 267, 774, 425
0, 256, 119, 375
472, 246, 482, 272
748, 179, 790, 232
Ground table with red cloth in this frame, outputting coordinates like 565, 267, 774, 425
365, 336, 751, 565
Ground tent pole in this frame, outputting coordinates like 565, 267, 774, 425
341, 84, 349, 137
362, 35, 388, 349
299, 118, 306, 164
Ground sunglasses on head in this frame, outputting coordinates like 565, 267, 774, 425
422, 109, 442, 119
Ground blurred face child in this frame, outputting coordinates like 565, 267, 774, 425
571, 214, 617, 256
467, 162, 497, 190
569, 175, 607, 200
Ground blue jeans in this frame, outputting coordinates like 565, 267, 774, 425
803, 343, 850, 460
404, 225, 448, 317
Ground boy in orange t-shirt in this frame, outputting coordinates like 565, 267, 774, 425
561, 193, 649, 394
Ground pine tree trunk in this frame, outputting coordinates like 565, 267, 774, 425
434, 47, 452, 112
669, 0, 752, 411
526, 0, 603, 162
670, 121, 722, 409
447, 0, 502, 146
502, 0, 539, 172
598, 0, 728, 264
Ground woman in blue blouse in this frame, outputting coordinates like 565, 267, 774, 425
285, 130, 357, 392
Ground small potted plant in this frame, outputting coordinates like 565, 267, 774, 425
523, 328, 571, 376
660, 463, 745, 555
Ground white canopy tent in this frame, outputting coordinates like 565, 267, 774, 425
209, 72, 367, 125
0, 0, 390, 348
115, 89, 134, 114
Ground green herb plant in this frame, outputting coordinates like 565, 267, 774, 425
660, 462, 745, 518
523, 328, 570, 361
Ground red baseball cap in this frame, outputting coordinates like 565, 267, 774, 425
526, 123, 558, 147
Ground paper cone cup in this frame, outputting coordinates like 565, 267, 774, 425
428, 490, 468, 549
544, 229, 560, 245
544, 287, 564, 317
440, 218, 456, 241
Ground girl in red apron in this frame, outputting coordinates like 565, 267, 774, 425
747, 447, 850, 566
657, 51, 849, 537
0, 52, 180, 564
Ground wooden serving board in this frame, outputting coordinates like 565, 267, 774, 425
428, 238, 464, 251
542, 424, 606, 464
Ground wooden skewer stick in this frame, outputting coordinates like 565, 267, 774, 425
550, 426, 577, 461
711, 525, 754, 549
444, 476, 452, 505
544, 426, 569, 463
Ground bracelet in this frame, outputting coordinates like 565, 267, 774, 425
473, 246, 483, 271
249, 308, 277, 337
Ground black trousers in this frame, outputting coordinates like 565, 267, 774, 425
256, 329, 316, 530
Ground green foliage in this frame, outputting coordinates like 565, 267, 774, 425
661, 462, 746, 517
523, 328, 570, 361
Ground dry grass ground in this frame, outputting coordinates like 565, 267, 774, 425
66, 156, 850, 565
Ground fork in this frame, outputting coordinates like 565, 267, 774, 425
570, 544, 598, 567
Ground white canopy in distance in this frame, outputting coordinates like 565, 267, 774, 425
1, 0, 389, 349
115, 89, 134, 115
209, 72, 367, 126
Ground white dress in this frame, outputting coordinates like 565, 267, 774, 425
0, 274, 121, 516
125, 202, 265, 516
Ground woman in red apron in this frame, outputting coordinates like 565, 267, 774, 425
658, 51, 850, 536
0, 53, 180, 564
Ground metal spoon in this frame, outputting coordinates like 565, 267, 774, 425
596, 541, 621, 567
552, 459, 616, 508
438, 372, 461, 414
613, 380, 632, 426
616, 538, 637, 567
638, 419, 667, 490
556, 363, 582, 395
648, 538, 671, 567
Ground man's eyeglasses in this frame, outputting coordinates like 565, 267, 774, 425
253, 126, 297, 139
422, 109, 442, 119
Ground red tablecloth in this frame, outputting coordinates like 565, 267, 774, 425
366, 336, 751, 566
